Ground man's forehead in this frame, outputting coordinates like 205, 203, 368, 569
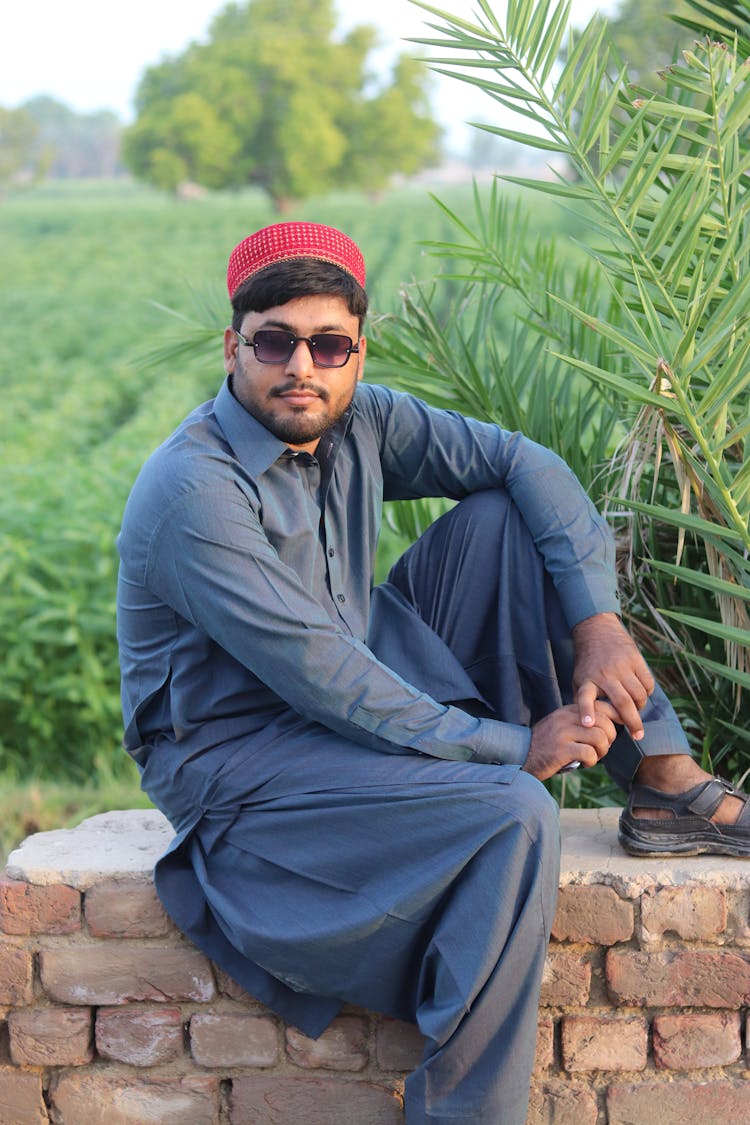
241, 294, 361, 330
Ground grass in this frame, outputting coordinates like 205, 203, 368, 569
0, 761, 153, 868
0, 175, 607, 850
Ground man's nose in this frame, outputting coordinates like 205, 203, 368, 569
286, 338, 317, 376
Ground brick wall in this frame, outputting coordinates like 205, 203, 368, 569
1, 808, 749, 1124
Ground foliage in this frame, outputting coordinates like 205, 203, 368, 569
22, 96, 124, 180
122, 0, 441, 207
0, 764, 151, 867
0, 105, 48, 191
590, 0, 696, 80
0, 179, 479, 783
675, 0, 750, 61
367, 0, 750, 782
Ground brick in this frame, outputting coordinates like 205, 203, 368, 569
539, 951, 591, 1006
653, 1012, 741, 1069
191, 1013, 278, 1068
0, 949, 34, 1006
8, 1006, 92, 1066
527, 1079, 598, 1125
215, 967, 256, 1003
96, 1006, 185, 1066
85, 878, 170, 938
48, 1074, 219, 1125
641, 885, 726, 941
607, 1079, 750, 1123
552, 885, 633, 945
375, 1018, 424, 1072
0, 877, 80, 935
606, 949, 750, 1007
286, 1015, 369, 1072
0, 1068, 47, 1125
230, 1076, 403, 1124
534, 1017, 555, 1072
39, 944, 215, 1004
561, 1015, 647, 1072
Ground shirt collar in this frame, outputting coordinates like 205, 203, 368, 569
214, 376, 288, 477
213, 376, 354, 479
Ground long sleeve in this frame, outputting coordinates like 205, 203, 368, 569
117, 379, 621, 769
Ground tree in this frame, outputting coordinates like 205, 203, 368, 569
0, 106, 47, 192
366, 0, 750, 790
22, 97, 123, 180
122, 0, 441, 207
606, 0, 696, 79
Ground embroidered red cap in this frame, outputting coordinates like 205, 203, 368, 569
227, 221, 366, 298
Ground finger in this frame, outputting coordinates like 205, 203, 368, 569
569, 723, 612, 758
603, 683, 645, 739
592, 700, 621, 726
590, 712, 618, 745
638, 665, 656, 699
633, 656, 656, 696
617, 670, 652, 712
576, 680, 599, 728
569, 742, 602, 768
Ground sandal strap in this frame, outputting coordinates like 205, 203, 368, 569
629, 778, 730, 819
685, 779, 729, 818
722, 783, 750, 826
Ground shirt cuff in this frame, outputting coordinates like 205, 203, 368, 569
554, 571, 622, 629
470, 718, 531, 766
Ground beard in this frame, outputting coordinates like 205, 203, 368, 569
232, 357, 360, 448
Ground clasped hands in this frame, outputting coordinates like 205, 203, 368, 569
523, 612, 655, 781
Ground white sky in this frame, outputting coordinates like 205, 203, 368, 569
0, 1, 617, 149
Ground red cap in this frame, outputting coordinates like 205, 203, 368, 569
227, 221, 366, 298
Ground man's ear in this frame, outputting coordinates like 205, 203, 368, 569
356, 335, 366, 382
224, 326, 239, 373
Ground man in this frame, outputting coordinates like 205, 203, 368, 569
117, 221, 749, 1124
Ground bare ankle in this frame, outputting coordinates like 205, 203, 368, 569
634, 753, 707, 793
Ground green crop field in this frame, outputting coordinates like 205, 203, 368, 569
0, 176, 585, 856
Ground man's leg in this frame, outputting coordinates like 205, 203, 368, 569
372, 488, 690, 779
372, 489, 750, 854
183, 757, 559, 1124
403, 773, 559, 1124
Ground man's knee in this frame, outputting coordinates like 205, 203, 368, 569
512, 769, 560, 843
449, 488, 515, 528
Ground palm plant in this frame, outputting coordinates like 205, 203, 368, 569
368, 0, 750, 783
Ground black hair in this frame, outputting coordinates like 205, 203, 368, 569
231, 259, 368, 331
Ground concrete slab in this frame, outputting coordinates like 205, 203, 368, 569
559, 807, 750, 894
5, 809, 173, 889
5, 807, 750, 893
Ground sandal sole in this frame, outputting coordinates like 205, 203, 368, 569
619, 821, 750, 858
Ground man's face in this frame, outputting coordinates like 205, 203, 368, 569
223, 294, 365, 454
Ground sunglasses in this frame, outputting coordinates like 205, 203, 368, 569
236, 329, 359, 368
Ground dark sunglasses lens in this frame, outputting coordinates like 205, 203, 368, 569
311, 334, 352, 367
253, 331, 294, 363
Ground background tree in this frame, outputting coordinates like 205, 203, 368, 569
0, 105, 48, 192
607, 0, 696, 79
122, 0, 441, 207
22, 97, 123, 180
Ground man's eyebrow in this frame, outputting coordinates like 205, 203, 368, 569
258, 318, 349, 334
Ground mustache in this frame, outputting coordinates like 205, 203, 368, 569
270, 383, 330, 401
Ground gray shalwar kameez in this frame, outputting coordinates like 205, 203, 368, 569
117, 380, 690, 1123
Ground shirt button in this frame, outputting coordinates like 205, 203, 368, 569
337, 594, 346, 603
328, 547, 335, 557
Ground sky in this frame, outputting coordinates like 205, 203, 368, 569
0, 1, 617, 151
